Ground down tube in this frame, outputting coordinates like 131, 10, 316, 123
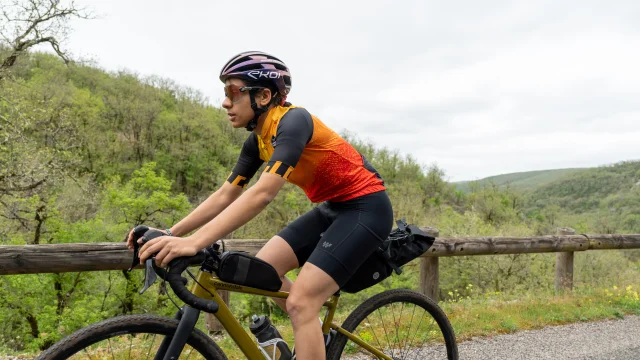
190, 271, 265, 359
334, 326, 393, 360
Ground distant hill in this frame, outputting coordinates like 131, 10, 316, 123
527, 160, 640, 214
456, 161, 640, 232
454, 168, 587, 192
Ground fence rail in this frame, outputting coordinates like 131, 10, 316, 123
2, 229, 639, 295
3, 228, 639, 334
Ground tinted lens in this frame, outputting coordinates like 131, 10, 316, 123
224, 84, 244, 103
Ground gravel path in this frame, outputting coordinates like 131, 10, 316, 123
3, 316, 639, 359
457, 315, 640, 360
341, 315, 640, 359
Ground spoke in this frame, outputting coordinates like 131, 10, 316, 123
107, 338, 116, 360
400, 303, 418, 359
411, 316, 439, 360
404, 309, 427, 359
185, 346, 194, 360
83, 347, 94, 360
425, 315, 437, 345
356, 326, 367, 356
397, 301, 405, 356
377, 307, 393, 356
145, 334, 157, 360
389, 302, 401, 358
366, 315, 384, 353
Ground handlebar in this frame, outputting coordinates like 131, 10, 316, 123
166, 251, 219, 313
129, 225, 220, 313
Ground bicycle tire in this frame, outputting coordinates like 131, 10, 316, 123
326, 289, 458, 360
36, 314, 227, 360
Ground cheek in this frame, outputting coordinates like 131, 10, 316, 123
238, 98, 254, 120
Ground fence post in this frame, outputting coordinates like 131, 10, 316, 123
555, 227, 576, 292
205, 290, 229, 334
420, 227, 440, 301
205, 233, 233, 334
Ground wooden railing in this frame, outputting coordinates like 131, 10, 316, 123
2, 228, 639, 301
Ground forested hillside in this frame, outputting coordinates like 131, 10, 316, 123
455, 168, 586, 192
1, 52, 639, 353
526, 161, 640, 233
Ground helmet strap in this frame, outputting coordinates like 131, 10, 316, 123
246, 90, 267, 132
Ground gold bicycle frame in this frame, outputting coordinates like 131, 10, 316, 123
190, 270, 393, 360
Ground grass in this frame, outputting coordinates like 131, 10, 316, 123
5, 284, 640, 359
214, 284, 640, 359
441, 284, 640, 341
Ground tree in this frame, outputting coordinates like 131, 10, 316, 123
0, 0, 89, 80
0, 0, 90, 244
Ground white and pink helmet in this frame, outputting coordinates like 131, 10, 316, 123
219, 51, 292, 96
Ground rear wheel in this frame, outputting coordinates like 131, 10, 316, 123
36, 314, 226, 360
326, 289, 458, 360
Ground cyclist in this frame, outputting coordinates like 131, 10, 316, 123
130, 51, 393, 359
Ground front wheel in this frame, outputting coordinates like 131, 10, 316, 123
36, 314, 226, 360
327, 289, 458, 360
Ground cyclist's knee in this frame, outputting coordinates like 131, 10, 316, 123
286, 294, 317, 326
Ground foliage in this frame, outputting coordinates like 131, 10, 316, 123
454, 168, 587, 193
1, 51, 640, 354
526, 161, 640, 233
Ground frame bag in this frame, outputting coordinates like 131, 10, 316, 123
218, 251, 283, 292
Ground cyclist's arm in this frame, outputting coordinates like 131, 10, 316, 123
190, 109, 313, 248
170, 134, 264, 237
190, 173, 286, 248
169, 183, 242, 237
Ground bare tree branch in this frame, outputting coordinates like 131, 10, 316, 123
0, 0, 92, 80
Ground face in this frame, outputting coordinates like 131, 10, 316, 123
222, 78, 273, 129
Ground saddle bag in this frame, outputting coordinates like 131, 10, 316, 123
341, 218, 436, 293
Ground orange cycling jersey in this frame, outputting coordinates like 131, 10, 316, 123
227, 105, 385, 203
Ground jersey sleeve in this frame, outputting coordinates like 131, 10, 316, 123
227, 133, 264, 188
263, 108, 314, 179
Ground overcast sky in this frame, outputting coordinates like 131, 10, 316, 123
60, 0, 640, 181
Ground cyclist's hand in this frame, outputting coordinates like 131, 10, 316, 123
139, 236, 198, 268
126, 227, 165, 250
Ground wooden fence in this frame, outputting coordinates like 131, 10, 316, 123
2, 227, 639, 333
2, 227, 639, 299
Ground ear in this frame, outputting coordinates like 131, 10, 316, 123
258, 88, 272, 107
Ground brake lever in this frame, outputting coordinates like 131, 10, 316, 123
133, 228, 214, 294
128, 225, 149, 271
133, 229, 168, 294
127, 225, 157, 294
140, 258, 158, 294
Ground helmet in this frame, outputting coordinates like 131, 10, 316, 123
219, 51, 291, 96
220, 51, 292, 131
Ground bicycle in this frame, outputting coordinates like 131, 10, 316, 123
38, 226, 458, 359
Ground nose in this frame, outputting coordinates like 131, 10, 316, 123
222, 97, 232, 109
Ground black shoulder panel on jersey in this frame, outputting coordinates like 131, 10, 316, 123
228, 133, 264, 187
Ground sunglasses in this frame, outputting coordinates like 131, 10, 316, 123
223, 84, 265, 104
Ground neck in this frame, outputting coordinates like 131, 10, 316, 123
253, 106, 273, 135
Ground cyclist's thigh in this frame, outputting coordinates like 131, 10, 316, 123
256, 235, 300, 277
270, 206, 332, 271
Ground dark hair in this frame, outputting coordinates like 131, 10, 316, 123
245, 80, 286, 107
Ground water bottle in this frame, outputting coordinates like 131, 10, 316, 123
249, 315, 292, 360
